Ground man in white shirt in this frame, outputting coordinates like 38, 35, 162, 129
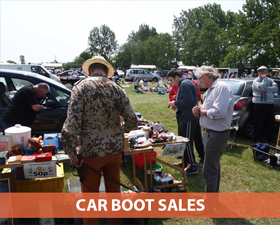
192, 65, 234, 192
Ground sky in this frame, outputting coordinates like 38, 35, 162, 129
0, 0, 247, 64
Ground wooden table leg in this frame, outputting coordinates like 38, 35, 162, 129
277, 125, 280, 147
182, 155, 187, 191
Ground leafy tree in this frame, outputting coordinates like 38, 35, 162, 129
79, 50, 91, 61
6, 60, 16, 64
127, 24, 158, 43
144, 33, 178, 69
63, 50, 92, 70
227, 0, 280, 68
19, 55, 25, 64
115, 43, 133, 69
88, 24, 118, 60
173, 3, 232, 66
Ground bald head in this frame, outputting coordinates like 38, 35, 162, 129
34, 83, 50, 97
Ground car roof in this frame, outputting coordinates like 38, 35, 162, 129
0, 69, 71, 93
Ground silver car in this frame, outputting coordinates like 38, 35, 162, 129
125, 69, 161, 82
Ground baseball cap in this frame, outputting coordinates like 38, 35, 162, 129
257, 66, 268, 71
82, 56, 114, 78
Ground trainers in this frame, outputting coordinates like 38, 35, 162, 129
184, 164, 198, 175
173, 162, 183, 167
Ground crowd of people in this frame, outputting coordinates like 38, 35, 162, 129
1, 57, 277, 223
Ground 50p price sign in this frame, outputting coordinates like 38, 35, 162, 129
23, 161, 57, 179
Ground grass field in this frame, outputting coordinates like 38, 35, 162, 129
62, 80, 280, 224
21, 80, 280, 224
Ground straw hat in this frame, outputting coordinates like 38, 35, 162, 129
82, 56, 114, 78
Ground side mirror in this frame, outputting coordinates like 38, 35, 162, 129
45, 99, 59, 108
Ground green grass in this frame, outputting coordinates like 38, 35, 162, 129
23, 80, 280, 224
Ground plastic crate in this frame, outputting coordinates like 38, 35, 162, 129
135, 150, 157, 169
15, 163, 64, 192
251, 144, 280, 166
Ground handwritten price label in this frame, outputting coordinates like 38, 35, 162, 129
23, 161, 57, 179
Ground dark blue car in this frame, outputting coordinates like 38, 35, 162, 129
0, 69, 71, 136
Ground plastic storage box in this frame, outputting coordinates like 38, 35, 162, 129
135, 150, 157, 169
15, 163, 64, 192
251, 144, 280, 166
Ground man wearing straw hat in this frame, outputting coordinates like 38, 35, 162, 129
62, 56, 137, 225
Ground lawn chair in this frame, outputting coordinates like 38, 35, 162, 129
227, 117, 240, 150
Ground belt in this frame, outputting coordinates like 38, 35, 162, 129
203, 128, 230, 133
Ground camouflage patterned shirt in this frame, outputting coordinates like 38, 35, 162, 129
61, 73, 137, 158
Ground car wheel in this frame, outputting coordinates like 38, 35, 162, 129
152, 77, 158, 82
242, 117, 254, 139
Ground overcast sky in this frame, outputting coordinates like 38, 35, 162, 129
0, 0, 246, 64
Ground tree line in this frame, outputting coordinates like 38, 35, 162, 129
32, 0, 280, 72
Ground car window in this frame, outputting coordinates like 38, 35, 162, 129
49, 86, 70, 107
11, 78, 33, 91
144, 70, 150, 74
7, 78, 33, 99
38, 67, 47, 76
31, 66, 38, 73
0, 78, 9, 95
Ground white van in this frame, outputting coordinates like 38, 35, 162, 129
0, 64, 60, 82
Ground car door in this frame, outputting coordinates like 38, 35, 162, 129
143, 70, 150, 81
137, 70, 146, 80
32, 84, 70, 135
0, 73, 70, 135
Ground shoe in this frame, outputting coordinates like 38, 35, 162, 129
184, 164, 198, 175
173, 162, 182, 167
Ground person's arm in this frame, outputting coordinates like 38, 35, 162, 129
266, 78, 278, 93
175, 82, 195, 107
31, 104, 44, 112
121, 90, 138, 132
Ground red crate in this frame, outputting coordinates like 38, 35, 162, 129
135, 150, 157, 169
